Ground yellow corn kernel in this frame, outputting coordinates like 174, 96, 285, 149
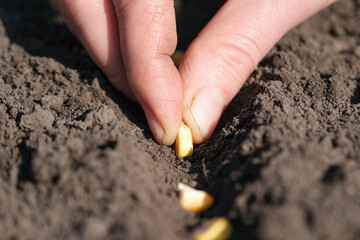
171, 50, 184, 68
175, 122, 193, 157
178, 183, 214, 213
193, 217, 233, 240
174, 0, 183, 17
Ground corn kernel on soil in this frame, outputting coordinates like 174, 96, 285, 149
193, 217, 233, 240
178, 183, 214, 212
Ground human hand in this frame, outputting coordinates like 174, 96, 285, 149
51, 0, 336, 145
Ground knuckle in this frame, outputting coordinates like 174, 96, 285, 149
147, 5, 177, 55
114, 0, 177, 56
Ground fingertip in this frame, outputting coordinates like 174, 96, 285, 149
183, 102, 205, 144
161, 104, 183, 145
143, 105, 181, 146
183, 86, 227, 144
162, 123, 181, 146
143, 106, 164, 144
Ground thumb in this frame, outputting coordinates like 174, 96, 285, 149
180, 0, 336, 144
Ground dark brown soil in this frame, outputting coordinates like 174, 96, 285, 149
0, 0, 359, 239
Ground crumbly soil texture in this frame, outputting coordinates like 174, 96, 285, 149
0, 0, 359, 239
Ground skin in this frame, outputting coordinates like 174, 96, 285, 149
51, 0, 337, 145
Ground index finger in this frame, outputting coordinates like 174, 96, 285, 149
112, 0, 182, 145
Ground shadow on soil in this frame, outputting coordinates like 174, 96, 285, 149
351, 79, 360, 105
187, 83, 265, 240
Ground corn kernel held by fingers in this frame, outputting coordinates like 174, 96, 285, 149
193, 217, 233, 240
178, 183, 214, 213
175, 122, 193, 157
171, 50, 184, 68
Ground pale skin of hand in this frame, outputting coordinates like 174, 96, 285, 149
51, 0, 336, 145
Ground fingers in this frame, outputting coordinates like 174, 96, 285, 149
51, 0, 135, 100
180, 0, 336, 144
52, 0, 182, 145
112, 0, 182, 145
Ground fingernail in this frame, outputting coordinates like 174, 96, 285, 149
190, 86, 226, 139
143, 106, 164, 144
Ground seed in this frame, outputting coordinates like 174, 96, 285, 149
193, 217, 233, 240
171, 50, 184, 68
178, 183, 214, 212
175, 122, 193, 158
